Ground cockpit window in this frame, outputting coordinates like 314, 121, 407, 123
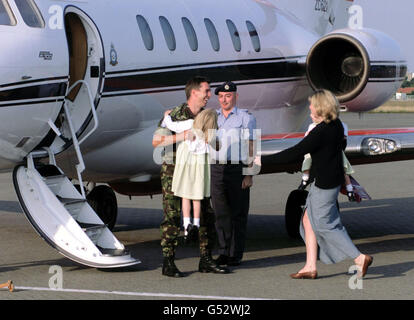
0, 0, 16, 26
14, 0, 45, 28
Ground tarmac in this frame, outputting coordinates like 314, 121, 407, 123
1, 112, 414, 301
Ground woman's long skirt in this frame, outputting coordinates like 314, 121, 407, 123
300, 183, 361, 264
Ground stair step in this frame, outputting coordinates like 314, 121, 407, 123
57, 197, 86, 220
97, 246, 130, 257
78, 222, 106, 244
43, 175, 66, 189
36, 164, 62, 177
78, 222, 106, 230
57, 196, 86, 206
44, 174, 66, 180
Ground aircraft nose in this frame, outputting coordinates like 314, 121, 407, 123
0, 37, 67, 171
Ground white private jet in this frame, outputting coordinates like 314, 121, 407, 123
0, 0, 411, 268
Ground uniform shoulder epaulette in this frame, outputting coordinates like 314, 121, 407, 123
239, 108, 249, 113
239, 108, 253, 116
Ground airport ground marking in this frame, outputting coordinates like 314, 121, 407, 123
14, 286, 276, 300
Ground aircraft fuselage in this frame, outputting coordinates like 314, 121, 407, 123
0, 0, 406, 190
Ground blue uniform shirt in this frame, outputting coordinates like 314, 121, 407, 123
215, 107, 257, 163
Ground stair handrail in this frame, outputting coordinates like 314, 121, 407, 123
65, 80, 99, 145
63, 80, 99, 198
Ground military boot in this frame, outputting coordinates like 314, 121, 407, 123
162, 256, 184, 278
199, 253, 230, 274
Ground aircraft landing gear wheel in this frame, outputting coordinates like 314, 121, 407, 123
285, 189, 308, 239
86, 185, 118, 231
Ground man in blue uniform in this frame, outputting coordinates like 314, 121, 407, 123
211, 81, 257, 267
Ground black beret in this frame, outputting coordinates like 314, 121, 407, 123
214, 81, 237, 95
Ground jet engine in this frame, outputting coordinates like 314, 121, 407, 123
306, 28, 407, 112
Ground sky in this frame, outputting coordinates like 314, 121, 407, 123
355, 0, 414, 72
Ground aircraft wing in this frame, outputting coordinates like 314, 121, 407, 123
259, 128, 414, 174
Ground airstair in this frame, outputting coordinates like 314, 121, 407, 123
13, 81, 140, 268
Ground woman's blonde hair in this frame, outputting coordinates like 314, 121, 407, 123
308, 89, 340, 123
193, 109, 218, 143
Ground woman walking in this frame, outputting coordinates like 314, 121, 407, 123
263, 89, 372, 279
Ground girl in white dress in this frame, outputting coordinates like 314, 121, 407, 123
161, 109, 218, 240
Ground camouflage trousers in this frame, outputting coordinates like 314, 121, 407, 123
160, 163, 216, 258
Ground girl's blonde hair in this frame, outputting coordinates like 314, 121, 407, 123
193, 109, 218, 143
308, 89, 339, 124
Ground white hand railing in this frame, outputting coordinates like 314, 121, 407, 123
62, 80, 99, 198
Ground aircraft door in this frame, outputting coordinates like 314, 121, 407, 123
9, 7, 140, 268
65, 13, 88, 102
49, 7, 104, 154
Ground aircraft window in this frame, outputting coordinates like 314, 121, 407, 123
204, 18, 220, 51
136, 15, 154, 50
182, 17, 198, 51
0, 0, 16, 26
14, 0, 45, 28
226, 20, 241, 52
246, 21, 260, 52
159, 16, 176, 51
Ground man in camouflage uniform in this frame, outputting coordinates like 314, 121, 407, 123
152, 76, 229, 277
